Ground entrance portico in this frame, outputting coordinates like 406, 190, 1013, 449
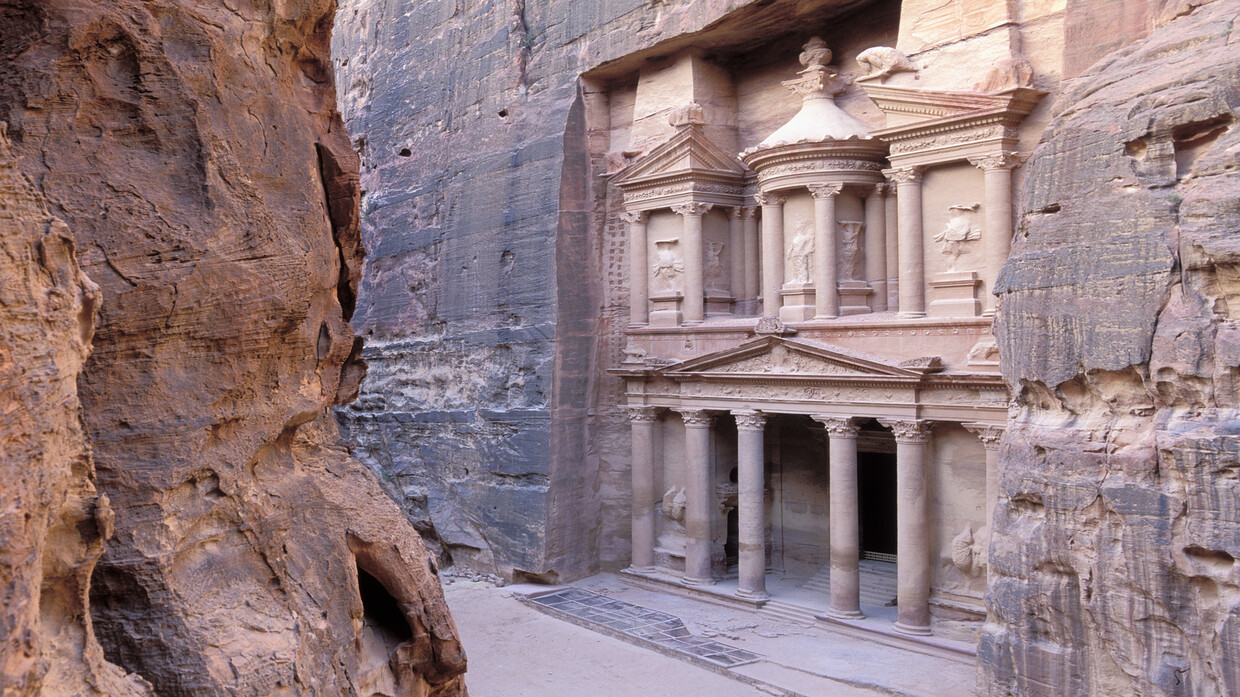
614, 334, 1005, 638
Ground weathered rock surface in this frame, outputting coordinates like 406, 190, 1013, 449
0, 1, 464, 694
986, 1, 1240, 694
332, 0, 872, 580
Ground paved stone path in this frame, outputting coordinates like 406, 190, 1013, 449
530, 587, 762, 668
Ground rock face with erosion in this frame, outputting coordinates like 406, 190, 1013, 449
0, 2, 465, 695
985, 1, 1240, 694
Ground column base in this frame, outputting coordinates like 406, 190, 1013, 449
812, 313, 839, 321
680, 575, 715, 588
624, 565, 657, 574
893, 620, 933, 637
896, 311, 926, 319
822, 607, 865, 621
734, 587, 769, 601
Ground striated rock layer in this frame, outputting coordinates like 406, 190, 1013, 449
985, 1, 1240, 695
0, 1, 465, 695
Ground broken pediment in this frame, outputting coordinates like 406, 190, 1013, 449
659, 336, 933, 379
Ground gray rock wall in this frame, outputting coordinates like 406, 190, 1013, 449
332, 0, 869, 579
984, 1, 1240, 694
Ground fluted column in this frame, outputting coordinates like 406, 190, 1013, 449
742, 207, 760, 307
864, 184, 888, 312
626, 406, 659, 571
810, 184, 841, 319
756, 192, 786, 316
623, 211, 650, 326
733, 410, 768, 600
672, 203, 711, 324
676, 408, 714, 586
884, 167, 925, 317
880, 418, 933, 635
969, 153, 1020, 315
728, 207, 745, 305
884, 182, 899, 311
815, 416, 863, 619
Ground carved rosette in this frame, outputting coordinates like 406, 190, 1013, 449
675, 408, 713, 427
813, 415, 860, 438
753, 191, 786, 207
968, 151, 1023, 171
620, 210, 649, 225
671, 202, 712, 217
732, 410, 767, 431
808, 183, 842, 199
626, 406, 659, 424
882, 166, 923, 185
880, 418, 932, 443
964, 423, 1004, 450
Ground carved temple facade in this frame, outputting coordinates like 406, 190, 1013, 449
595, 29, 1044, 640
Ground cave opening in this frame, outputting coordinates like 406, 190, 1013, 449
357, 564, 413, 643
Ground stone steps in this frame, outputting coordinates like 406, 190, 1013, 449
801, 561, 898, 608
759, 599, 819, 625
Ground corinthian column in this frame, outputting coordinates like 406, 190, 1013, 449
676, 408, 714, 586
755, 192, 786, 316
968, 153, 1020, 315
884, 167, 925, 317
884, 182, 899, 310
728, 207, 745, 305
964, 423, 1005, 539
672, 202, 711, 324
742, 207, 759, 306
880, 418, 933, 636
814, 415, 863, 619
733, 410, 768, 600
626, 406, 660, 572
622, 211, 650, 326
810, 184, 841, 319
864, 184, 887, 312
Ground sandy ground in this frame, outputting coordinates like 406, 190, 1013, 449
445, 581, 773, 697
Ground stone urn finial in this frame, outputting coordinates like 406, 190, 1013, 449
799, 37, 832, 71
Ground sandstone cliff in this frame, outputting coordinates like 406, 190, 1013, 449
0, 1, 464, 695
985, 1, 1240, 694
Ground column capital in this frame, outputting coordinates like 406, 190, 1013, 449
808, 183, 842, 199
739, 206, 758, 220
625, 406, 659, 423
968, 151, 1023, 171
813, 415, 860, 437
754, 191, 786, 207
732, 410, 766, 431
620, 210, 649, 224
882, 166, 923, 184
879, 418, 932, 443
674, 408, 713, 427
865, 182, 888, 199
963, 422, 1005, 450
671, 202, 712, 217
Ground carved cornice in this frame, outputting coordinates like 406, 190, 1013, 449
809, 183, 843, 199
675, 408, 713, 427
626, 406, 659, 423
732, 410, 767, 431
672, 202, 713, 217
880, 418, 932, 443
963, 422, 1004, 449
813, 415, 860, 437
968, 151, 1024, 171
620, 210, 649, 224
754, 192, 787, 207
883, 166, 923, 184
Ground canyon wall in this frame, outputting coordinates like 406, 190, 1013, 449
0, 1, 464, 695
985, 1, 1240, 694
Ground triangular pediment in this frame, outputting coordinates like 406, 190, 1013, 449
659, 337, 924, 379
615, 125, 748, 189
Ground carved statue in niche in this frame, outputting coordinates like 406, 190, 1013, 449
786, 221, 814, 284
838, 220, 864, 280
652, 239, 684, 293
933, 203, 981, 270
704, 241, 726, 293
856, 46, 918, 81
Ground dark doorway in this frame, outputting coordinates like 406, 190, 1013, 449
858, 450, 897, 561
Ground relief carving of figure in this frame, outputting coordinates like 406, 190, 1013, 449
787, 221, 814, 284
933, 203, 981, 269
856, 46, 918, 81
704, 241, 726, 293
662, 487, 687, 522
652, 239, 684, 293
838, 220, 864, 281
